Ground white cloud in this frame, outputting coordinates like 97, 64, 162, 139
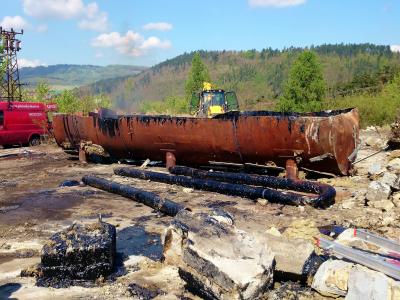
78, 12, 108, 31
140, 37, 171, 50
91, 30, 172, 57
23, 0, 85, 19
19, 58, 47, 68
78, 2, 108, 32
391, 45, 400, 53
249, 0, 306, 7
23, 0, 109, 31
143, 22, 173, 31
0, 16, 28, 31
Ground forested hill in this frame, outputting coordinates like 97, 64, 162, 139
79, 44, 400, 110
20, 64, 147, 89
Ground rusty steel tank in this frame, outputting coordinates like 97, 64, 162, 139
53, 108, 360, 175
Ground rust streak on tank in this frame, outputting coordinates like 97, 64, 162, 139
52, 108, 359, 175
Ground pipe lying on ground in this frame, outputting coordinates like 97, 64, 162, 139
169, 166, 336, 208
82, 175, 187, 216
114, 167, 334, 208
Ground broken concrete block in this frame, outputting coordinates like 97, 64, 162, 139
263, 233, 321, 283
37, 221, 116, 287
345, 265, 393, 300
163, 210, 274, 300
312, 259, 353, 297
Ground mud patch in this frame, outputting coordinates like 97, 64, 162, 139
128, 283, 165, 299
206, 200, 238, 208
117, 225, 163, 261
0, 188, 96, 225
0, 283, 22, 300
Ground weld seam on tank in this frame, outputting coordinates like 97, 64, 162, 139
113, 167, 333, 208
169, 166, 336, 208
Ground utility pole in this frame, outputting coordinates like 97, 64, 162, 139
0, 27, 24, 107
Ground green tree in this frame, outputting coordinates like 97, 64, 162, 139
80, 94, 111, 115
185, 52, 211, 100
56, 90, 80, 113
35, 81, 51, 102
278, 51, 326, 112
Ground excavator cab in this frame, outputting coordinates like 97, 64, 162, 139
189, 83, 239, 117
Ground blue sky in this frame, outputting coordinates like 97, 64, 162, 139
1, 0, 399, 67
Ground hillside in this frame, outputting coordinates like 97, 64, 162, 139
78, 44, 400, 111
20, 64, 147, 89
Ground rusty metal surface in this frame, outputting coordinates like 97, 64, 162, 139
53, 108, 359, 175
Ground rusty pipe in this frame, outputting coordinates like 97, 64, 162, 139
114, 167, 332, 208
82, 175, 187, 216
170, 166, 335, 208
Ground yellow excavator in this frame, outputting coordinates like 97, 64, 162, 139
189, 82, 239, 117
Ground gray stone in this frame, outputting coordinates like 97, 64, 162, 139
366, 181, 391, 202
312, 259, 353, 297
341, 199, 356, 210
392, 193, 400, 207
379, 172, 400, 191
368, 162, 385, 176
345, 265, 393, 300
369, 200, 394, 211
365, 136, 384, 148
163, 210, 275, 300
387, 158, 400, 172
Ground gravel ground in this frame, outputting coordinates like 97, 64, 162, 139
0, 127, 399, 299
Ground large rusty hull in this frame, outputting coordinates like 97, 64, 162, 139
53, 108, 359, 175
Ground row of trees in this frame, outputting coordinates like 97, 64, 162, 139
141, 50, 326, 114
21, 81, 111, 114
181, 50, 327, 113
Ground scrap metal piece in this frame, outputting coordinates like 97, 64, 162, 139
169, 166, 335, 208
53, 108, 360, 175
317, 237, 400, 281
114, 167, 334, 208
82, 175, 187, 216
354, 229, 400, 254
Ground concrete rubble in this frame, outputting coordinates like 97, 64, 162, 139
312, 260, 400, 299
312, 259, 353, 297
163, 209, 275, 299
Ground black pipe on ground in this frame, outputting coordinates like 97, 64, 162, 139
169, 166, 336, 208
82, 175, 187, 216
114, 167, 332, 208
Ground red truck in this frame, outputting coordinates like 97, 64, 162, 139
0, 101, 57, 148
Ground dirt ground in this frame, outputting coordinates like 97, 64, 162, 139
0, 127, 399, 299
